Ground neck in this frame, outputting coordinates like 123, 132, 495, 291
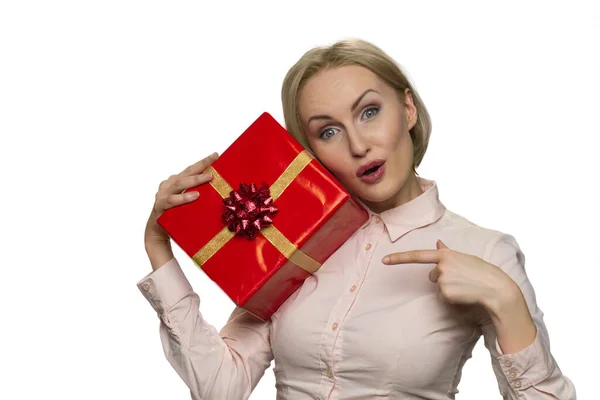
362, 173, 424, 214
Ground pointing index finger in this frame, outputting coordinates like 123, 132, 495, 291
382, 250, 441, 265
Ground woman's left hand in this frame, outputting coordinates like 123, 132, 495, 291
382, 240, 517, 310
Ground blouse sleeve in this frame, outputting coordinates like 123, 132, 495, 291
137, 257, 274, 400
478, 233, 577, 399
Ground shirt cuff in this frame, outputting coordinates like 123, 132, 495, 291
494, 326, 555, 390
137, 257, 194, 315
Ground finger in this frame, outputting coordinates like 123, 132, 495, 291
382, 250, 441, 265
436, 240, 449, 250
157, 190, 201, 213
428, 266, 440, 283
156, 173, 212, 212
170, 172, 213, 194
180, 152, 219, 176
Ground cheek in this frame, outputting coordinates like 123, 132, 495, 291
388, 132, 413, 164
321, 154, 348, 175
368, 113, 404, 149
395, 130, 411, 150
313, 148, 354, 178
384, 117, 413, 154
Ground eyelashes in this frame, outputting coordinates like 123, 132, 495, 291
361, 106, 379, 119
319, 105, 381, 140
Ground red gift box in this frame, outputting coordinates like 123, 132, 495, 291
157, 112, 368, 320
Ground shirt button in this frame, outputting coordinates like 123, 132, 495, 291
349, 285, 357, 292
504, 359, 513, 367
365, 243, 372, 251
513, 379, 521, 388
374, 216, 381, 223
142, 283, 150, 291
332, 322, 338, 330
326, 368, 334, 379
509, 370, 517, 379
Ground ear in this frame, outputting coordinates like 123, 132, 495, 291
404, 88, 418, 130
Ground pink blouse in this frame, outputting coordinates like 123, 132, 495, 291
138, 177, 576, 399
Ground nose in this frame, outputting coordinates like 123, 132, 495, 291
346, 126, 370, 158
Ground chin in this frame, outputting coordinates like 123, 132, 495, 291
351, 181, 402, 206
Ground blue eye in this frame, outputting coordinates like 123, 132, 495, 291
362, 107, 379, 119
320, 128, 336, 140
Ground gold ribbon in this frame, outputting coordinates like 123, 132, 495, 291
192, 150, 321, 274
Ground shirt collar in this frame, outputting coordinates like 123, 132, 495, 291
356, 176, 446, 242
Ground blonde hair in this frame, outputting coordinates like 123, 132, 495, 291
281, 38, 432, 175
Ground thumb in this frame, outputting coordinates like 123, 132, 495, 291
436, 239, 449, 250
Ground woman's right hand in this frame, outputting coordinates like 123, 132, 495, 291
144, 152, 218, 269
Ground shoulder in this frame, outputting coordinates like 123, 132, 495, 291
436, 208, 520, 263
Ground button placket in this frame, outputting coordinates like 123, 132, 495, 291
343, 215, 380, 305
320, 215, 381, 393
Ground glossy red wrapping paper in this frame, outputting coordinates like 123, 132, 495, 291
157, 112, 368, 320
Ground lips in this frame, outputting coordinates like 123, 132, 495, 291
356, 159, 386, 177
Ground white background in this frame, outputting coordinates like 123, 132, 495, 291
1, 1, 598, 399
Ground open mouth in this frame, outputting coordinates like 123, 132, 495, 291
356, 160, 386, 183
357, 160, 385, 177
363, 165, 381, 176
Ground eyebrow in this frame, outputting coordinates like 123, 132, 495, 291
307, 89, 379, 125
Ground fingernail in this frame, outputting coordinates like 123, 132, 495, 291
190, 191, 199, 199
382, 256, 390, 264
211, 152, 219, 158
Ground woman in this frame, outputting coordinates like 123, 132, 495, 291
139, 39, 576, 399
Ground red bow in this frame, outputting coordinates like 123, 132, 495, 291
222, 183, 279, 239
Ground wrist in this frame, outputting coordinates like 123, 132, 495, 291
482, 281, 537, 354
145, 240, 175, 271
482, 278, 522, 320
144, 237, 171, 251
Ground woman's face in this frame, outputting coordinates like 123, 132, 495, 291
298, 65, 419, 213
